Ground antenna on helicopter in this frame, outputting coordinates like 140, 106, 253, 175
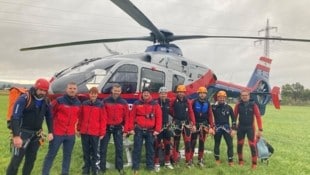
103, 44, 121, 55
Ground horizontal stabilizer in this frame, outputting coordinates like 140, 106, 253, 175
271, 86, 281, 109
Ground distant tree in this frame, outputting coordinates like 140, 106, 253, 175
281, 84, 293, 97
303, 89, 310, 101
281, 82, 310, 105
291, 82, 304, 101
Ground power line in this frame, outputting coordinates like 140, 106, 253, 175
254, 19, 279, 57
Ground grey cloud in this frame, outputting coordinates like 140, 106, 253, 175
1, 0, 310, 88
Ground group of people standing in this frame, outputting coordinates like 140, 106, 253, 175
6, 79, 263, 175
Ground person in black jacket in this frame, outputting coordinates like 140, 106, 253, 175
154, 87, 174, 172
7, 78, 53, 175
234, 90, 263, 169
211, 90, 236, 166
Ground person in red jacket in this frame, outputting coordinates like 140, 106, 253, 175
99, 83, 129, 175
234, 89, 263, 170
42, 82, 81, 175
170, 85, 196, 167
77, 87, 106, 175
130, 87, 162, 175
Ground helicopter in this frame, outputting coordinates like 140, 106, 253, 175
20, 0, 310, 115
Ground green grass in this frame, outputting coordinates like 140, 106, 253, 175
0, 94, 310, 175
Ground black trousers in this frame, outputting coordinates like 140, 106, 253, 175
99, 126, 123, 171
6, 132, 39, 175
214, 130, 233, 162
81, 134, 100, 174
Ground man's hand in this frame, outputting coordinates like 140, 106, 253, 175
208, 128, 215, 135
13, 136, 23, 148
257, 130, 263, 137
47, 133, 54, 141
191, 125, 197, 132
76, 131, 81, 137
230, 130, 236, 137
153, 131, 159, 136
128, 130, 135, 135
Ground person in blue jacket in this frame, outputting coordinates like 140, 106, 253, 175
7, 78, 53, 175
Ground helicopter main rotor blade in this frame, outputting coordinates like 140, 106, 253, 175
111, 0, 165, 43
170, 35, 310, 43
20, 36, 152, 51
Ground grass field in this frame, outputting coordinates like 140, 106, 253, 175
0, 94, 310, 175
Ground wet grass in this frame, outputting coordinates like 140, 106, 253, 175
0, 94, 309, 174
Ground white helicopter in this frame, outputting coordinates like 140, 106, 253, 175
19, 0, 310, 168
20, 0, 310, 115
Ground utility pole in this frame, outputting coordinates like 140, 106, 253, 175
254, 19, 278, 58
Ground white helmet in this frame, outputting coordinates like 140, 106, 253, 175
158, 86, 168, 93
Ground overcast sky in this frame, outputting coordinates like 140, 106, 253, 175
1, 0, 310, 88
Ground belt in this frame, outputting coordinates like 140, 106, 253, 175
135, 125, 154, 132
107, 124, 122, 128
21, 128, 41, 134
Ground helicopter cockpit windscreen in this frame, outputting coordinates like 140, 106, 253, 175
50, 58, 116, 94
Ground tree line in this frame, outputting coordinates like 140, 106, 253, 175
0, 84, 11, 90
281, 82, 310, 105
1, 82, 309, 105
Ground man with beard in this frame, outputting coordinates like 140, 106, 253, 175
170, 85, 196, 167
190, 86, 214, 167
7, 78, 53, 175
130, 87, 162, 175
100, 83, 129, 175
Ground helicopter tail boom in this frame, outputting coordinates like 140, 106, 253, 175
207, 56, 279, 115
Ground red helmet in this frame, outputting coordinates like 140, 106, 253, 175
34, 78, 50, 91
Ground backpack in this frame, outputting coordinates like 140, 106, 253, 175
6, 87, 32, 129
257, 137, 273, 163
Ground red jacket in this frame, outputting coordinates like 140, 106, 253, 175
102, 96, 130, 133
130, 97, 162, 133
52, 95, 81, 135
77, 99, 106, 136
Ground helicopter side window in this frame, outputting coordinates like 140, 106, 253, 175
140, 68, 165, 92
172, 74, 185, 92
102, 64, 138, 94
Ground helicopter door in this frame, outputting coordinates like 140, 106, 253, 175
140, 67, 165, 92
101, 64, 138, 94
